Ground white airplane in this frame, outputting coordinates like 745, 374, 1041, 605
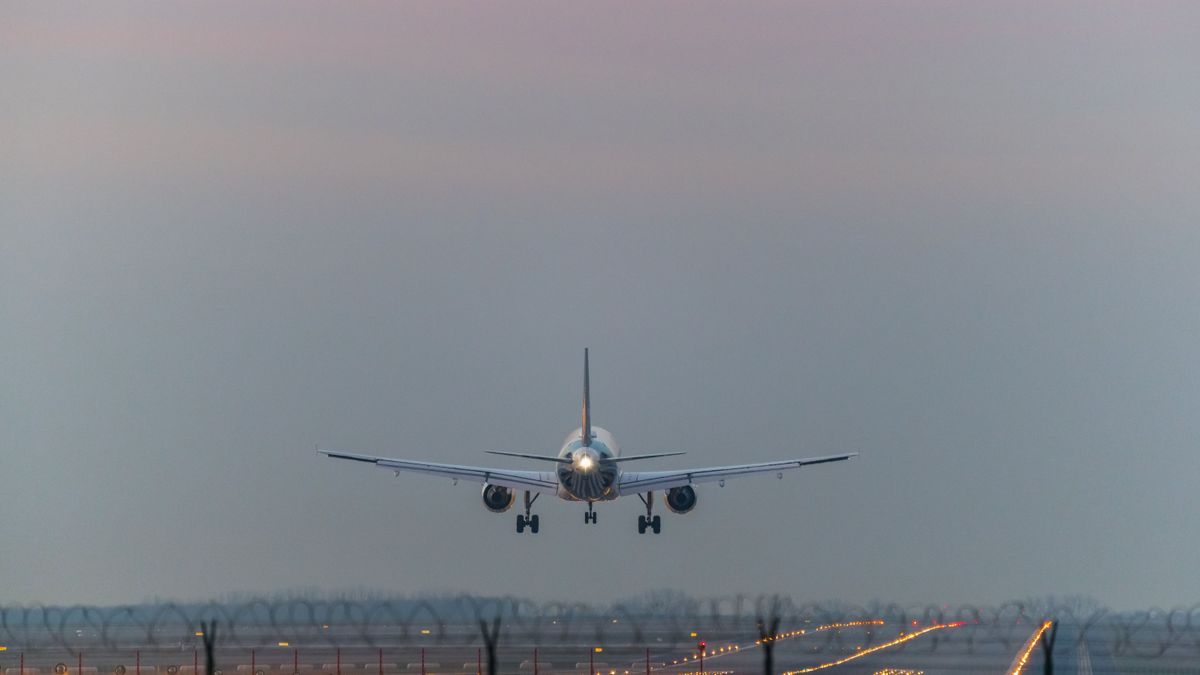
320, 349, 857, 534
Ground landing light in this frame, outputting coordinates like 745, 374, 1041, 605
578, 455, 594, 471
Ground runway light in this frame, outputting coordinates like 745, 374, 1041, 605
594, 647, 603, 653
277, 642, 289, 647
0, 646, 7, 652
195, 632, 204, 637
1008, 621, 1053, 675
420, 629, 431, 635
783, 622, 964, 674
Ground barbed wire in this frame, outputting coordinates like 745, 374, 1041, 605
2, 596, 1199, 662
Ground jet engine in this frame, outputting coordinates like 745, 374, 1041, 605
664, 486, 697, 514
481, 484, 516, 513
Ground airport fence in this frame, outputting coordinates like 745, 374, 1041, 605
1, 596, 1199, 673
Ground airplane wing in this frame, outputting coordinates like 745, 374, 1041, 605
320, 450, 559, 494
617, 452, 858, 493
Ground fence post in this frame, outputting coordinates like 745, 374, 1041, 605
478, 618, 501, 675
336, 648, 340, 675
200, 621, 218, 675
1040, 620, 1058, 675
589, 649, 593, 675
757, 614, 780, 675
136, 651, 140, 675
645, 648, 649, 675
251, 649, 255, 675
378, 648, 383, 675
533, 647, 537, 675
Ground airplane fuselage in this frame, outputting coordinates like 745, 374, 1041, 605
555, 426, 621, 501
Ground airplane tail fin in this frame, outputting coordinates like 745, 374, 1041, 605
581, 348, 592, 446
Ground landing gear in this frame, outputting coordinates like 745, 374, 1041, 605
637, 515, 661, 534
516, 491, 540, 534
584, 501, 598, 524
637, 492, 661, 534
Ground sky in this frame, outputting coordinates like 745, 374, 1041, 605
3, 2, 1199, 611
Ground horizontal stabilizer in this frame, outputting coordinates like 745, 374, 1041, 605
485, 450, 572, 464
602, 452, 686, 463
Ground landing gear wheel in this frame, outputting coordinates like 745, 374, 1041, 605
529, 514, 539, 534
516, 514, 526, 533
637, 492, 661, 533
584, 507, 598, 524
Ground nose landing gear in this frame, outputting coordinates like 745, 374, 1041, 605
516, 491, 539, 533
584, 501, 598, 524
637, 492, 661, 534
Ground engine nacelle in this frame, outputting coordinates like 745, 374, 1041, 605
481, 484, 516, 513
664, 486, 697, 514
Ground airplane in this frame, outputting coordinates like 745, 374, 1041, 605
320, 349, 857, 534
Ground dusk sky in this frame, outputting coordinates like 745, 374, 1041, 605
3, 2, 1199, 610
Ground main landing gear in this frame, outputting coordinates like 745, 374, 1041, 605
637, 492, 662, 534
516, 491, 539, 534
584, 501, 598, 524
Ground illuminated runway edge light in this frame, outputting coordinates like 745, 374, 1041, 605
1007, 621, 1053, 675
782, 622, 965, 674
656, 619, 886, 670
